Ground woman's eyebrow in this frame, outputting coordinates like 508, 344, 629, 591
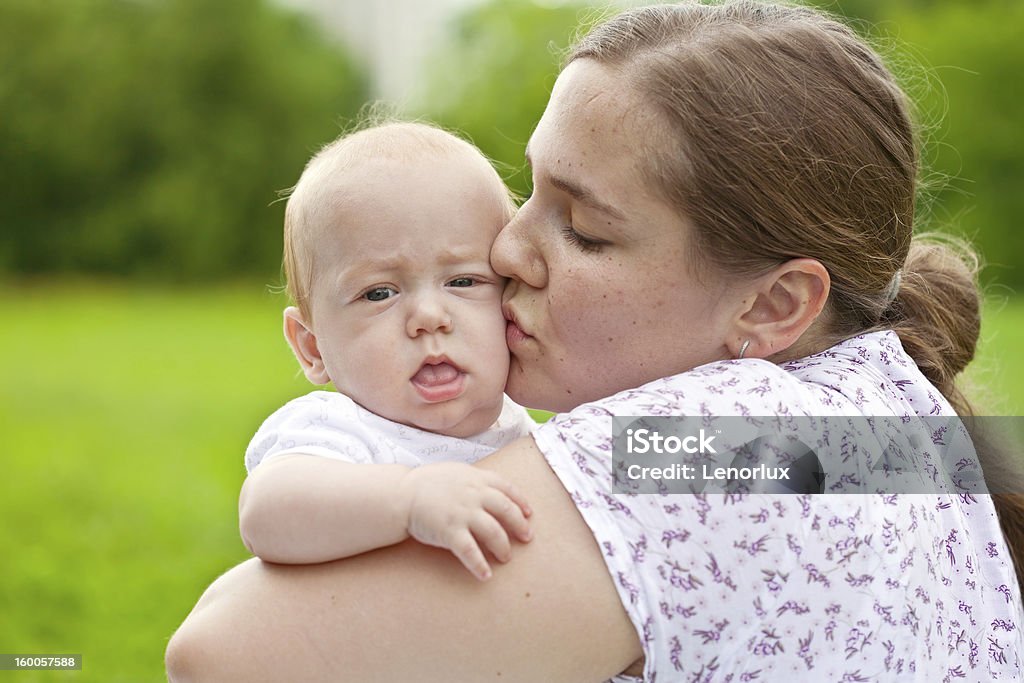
550, 175, 626, 221
525, 147, 626, 221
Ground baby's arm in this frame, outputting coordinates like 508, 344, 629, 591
238, 454, 532, 580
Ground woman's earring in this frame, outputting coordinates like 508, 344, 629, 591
738, 340, 750, 360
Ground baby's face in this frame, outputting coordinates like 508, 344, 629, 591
305, 153, 511, 437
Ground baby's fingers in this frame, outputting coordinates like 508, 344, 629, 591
450, 529, 493, 582
470, 512, 514, 566
483, 489, 533, 544
485, 475, 532, 518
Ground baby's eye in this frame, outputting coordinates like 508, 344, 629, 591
446, 277, 476, 288
363, 286, 397, 302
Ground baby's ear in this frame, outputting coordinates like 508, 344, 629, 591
283, 307, 331, 385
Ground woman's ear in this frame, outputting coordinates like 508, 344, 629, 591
733, 258, 830, 360
283, 307, 331, 385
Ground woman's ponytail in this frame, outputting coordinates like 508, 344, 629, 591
883, 234, 1024, 588
881, 234, 980, 416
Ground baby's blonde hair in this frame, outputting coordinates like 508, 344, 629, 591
282, 120, 517, 321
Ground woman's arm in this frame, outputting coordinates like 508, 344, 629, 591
166, 437, 642, 683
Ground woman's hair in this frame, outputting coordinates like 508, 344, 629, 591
568, 0, 1024, 586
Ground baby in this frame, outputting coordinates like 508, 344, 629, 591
240, 121, 536, 581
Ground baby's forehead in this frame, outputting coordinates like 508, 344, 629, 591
287, 122, 513, 271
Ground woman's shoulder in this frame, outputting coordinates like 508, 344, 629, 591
779, 329, 953, 417
567, 329, 945, 420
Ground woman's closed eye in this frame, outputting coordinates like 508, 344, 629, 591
561, 225, 609, 254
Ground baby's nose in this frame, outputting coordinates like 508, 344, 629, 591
406, 296, 453, 336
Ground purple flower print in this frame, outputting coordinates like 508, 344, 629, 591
747, 378, 772, 397
802, 564, 831, 588
630, 537, 647, 563
670, 635, 683, 671
845, 573, 874, 588
661, 528, 690, 548
667, 565, 703, 592
642, 616, 654, 645
752, 628, 784, 656
899, 550, 915, 572
874, 602, 897, 627
617, 572, 639, 605
599, 491, 635, 518
787, 533, 803, 555
689, 656, 719, 683
989, 636, 1007, 665
844, 627, 873, 659
798, 630, 815, 670
735, 534, 770, 557
694, 625, 721, 645
901, 606, 920, 635
776, 600, 810, 617
992, 619, 1016, 633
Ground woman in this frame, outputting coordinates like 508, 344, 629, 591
166, 2, 1023, 680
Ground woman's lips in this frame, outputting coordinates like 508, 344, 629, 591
411, 361, 465, 402
502, 306, 534, 350
505, 320, 532, 349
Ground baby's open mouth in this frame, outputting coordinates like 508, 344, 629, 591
411, 360, 465, 402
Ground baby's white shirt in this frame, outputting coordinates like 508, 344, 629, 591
245, 391, 535, 472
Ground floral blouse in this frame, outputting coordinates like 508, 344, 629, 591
534, 331, 1023, 682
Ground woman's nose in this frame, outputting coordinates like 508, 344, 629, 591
490, 205, 547, 289
405, 294, 453, 337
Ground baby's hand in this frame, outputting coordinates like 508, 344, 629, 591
399, 462, 533, 581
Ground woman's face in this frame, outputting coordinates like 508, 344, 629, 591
491, 59, 739, 412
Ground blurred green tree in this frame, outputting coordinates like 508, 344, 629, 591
0, 0, 367, 280
417, 0, 603, 199
884, 1, 1024, 289
807, 0, 1024, 289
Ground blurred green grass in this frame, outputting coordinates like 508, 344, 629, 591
0, 284, 1021, 682
0, 283, 306, 682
